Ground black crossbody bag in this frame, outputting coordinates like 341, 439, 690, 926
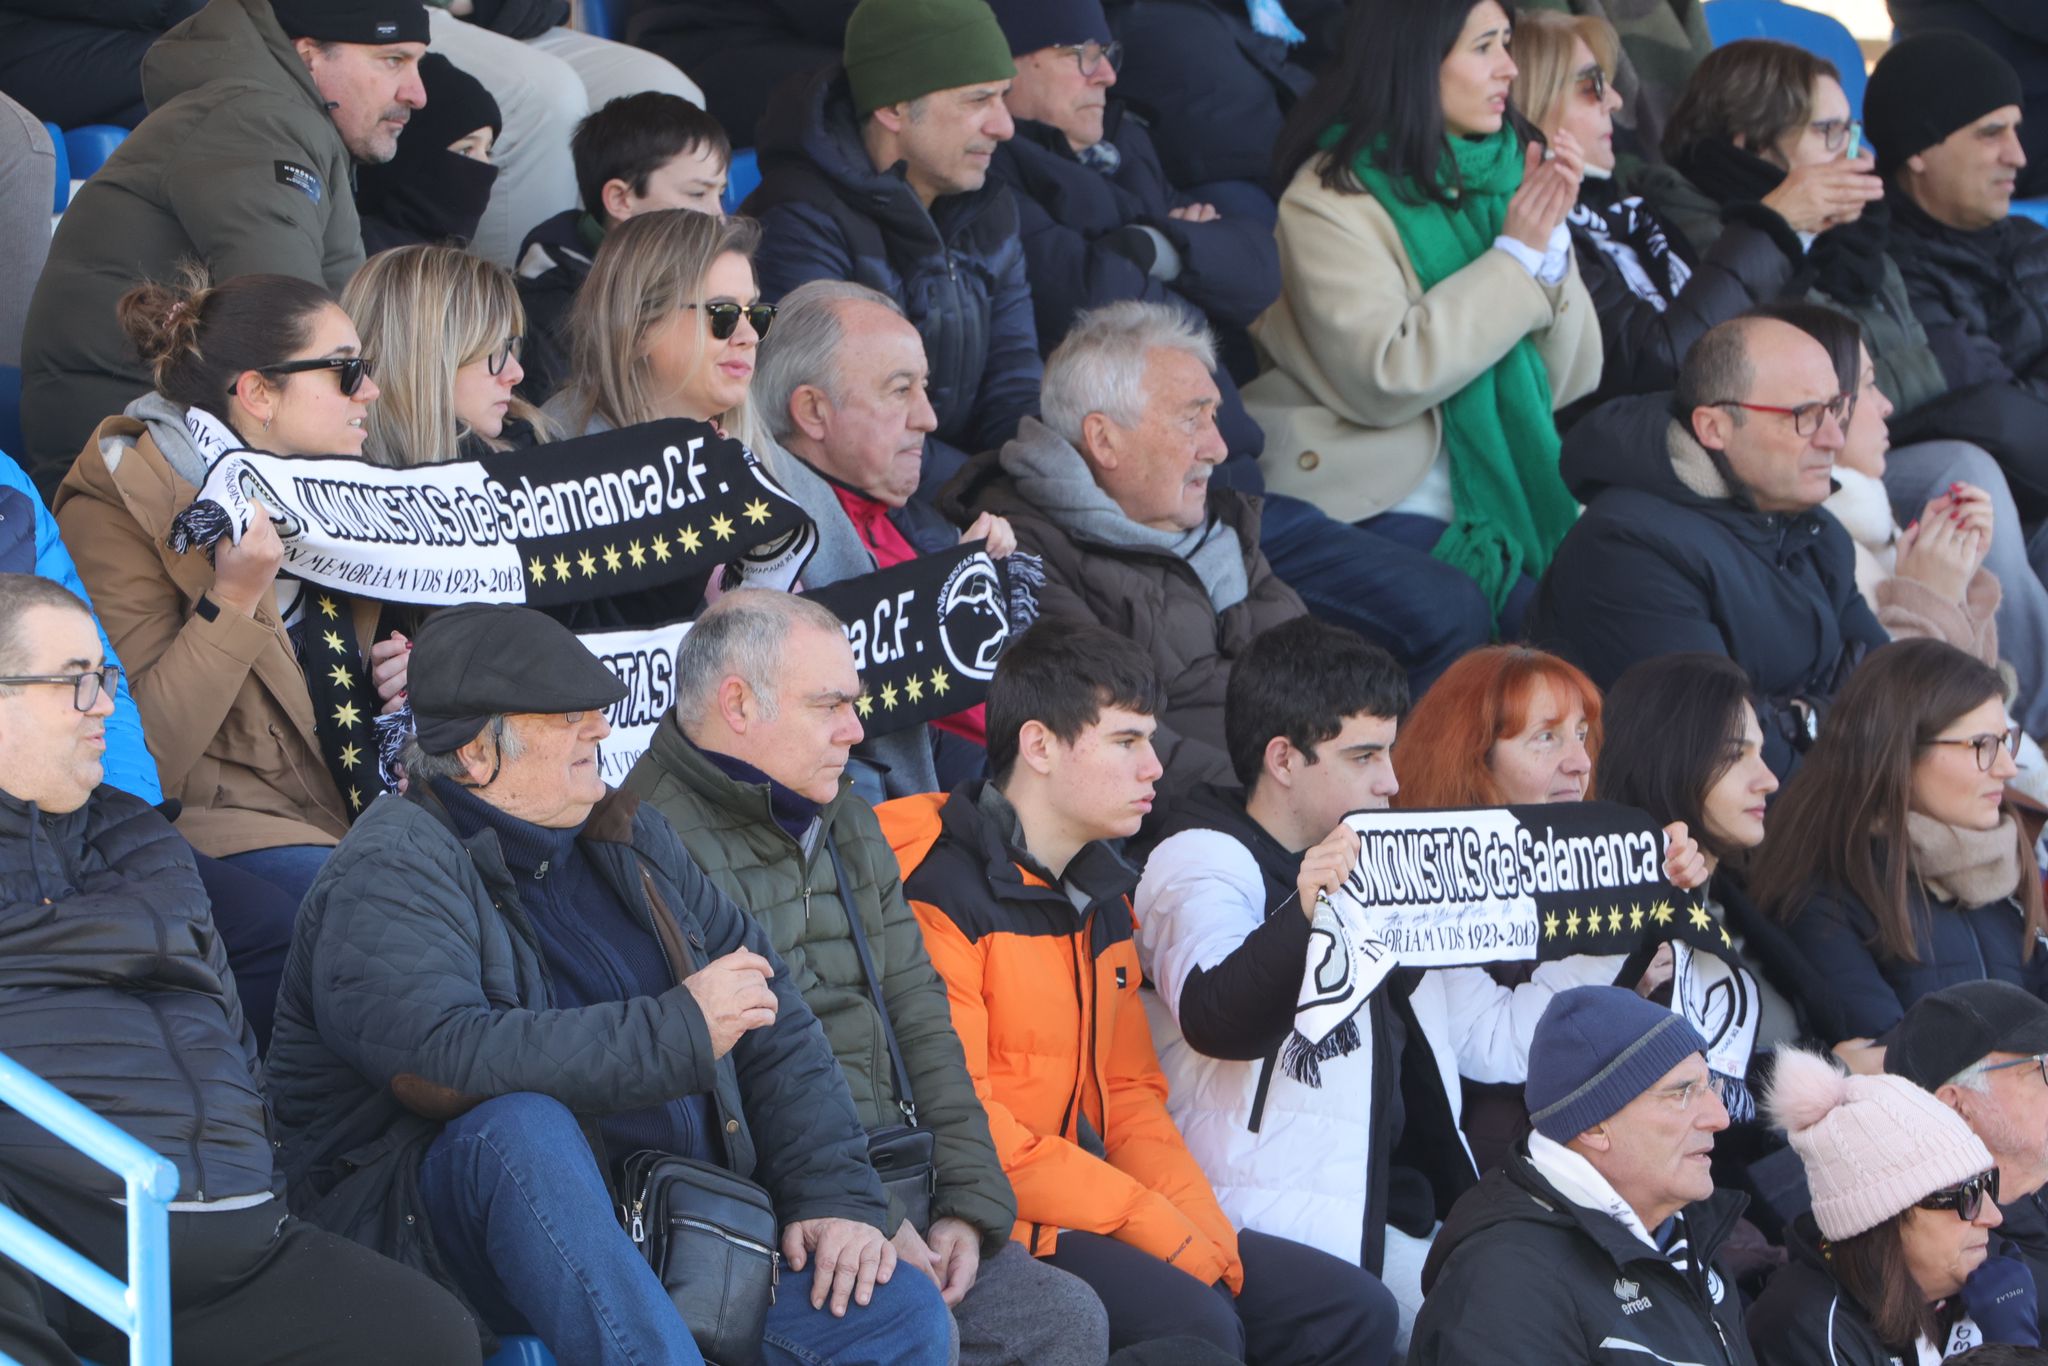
826, 836, 939, 1233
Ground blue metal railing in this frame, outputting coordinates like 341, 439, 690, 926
0, 1050, 175, 1366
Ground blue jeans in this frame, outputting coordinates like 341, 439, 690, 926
1257, 494, 1495, 695
416, 1093, 954, 1366
220, 842, 332, 905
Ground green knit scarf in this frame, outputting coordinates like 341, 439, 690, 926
1327, 124, 1580, 614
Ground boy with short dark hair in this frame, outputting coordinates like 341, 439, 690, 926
881, 621, 1397, 1363
513, 93, 733, 401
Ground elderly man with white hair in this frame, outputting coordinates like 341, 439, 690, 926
944, 299, 1305, 796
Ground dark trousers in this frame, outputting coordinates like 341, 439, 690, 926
191, 852, 300, 1056
1043, 1228, 1398, 1366
1256, 493, 1495, 696
0, 1162, 479, 1366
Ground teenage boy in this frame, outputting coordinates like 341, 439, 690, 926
1133, 616, 1478, 1351
514, 92, 732, 401
881, 622, 1397, 1363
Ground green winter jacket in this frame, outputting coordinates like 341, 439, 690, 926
19, 0, 367, 487
626, 719, 1017, 1252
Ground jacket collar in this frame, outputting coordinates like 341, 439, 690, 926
1504, 1147, 1748, 1275
643, 715, 843, 851
939, 779, 1139, 912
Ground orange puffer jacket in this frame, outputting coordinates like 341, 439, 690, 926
882, 784, 1243, 1292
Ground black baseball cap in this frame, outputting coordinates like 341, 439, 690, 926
1887, 980, 2048, 1090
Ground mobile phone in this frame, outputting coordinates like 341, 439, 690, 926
1846, 123, 1865, 161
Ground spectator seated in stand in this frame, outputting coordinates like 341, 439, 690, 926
1748, 1048, 2019, 1362
942, 301, 1305, 801
1889, 981, 2048, 1345
1887, 0, 2048, 200
1408, 987, 1754, 1364
1532, 315, 1889, 778
1753, 638, 2045, 1062
515, 92, 732, 404
1245, 0, 1602, 642
746, 0, 1041, 498
1134, 616, 1479, 1350
264, 603, 952, 1366
0, 572, 479, 1366
626, 589, 1112, 1366
880, 622, 1400, 1363
751, 279, 1017, 797
1517, 0, 1712, 170
17, 0, 427, 492
354, 51, 502, 254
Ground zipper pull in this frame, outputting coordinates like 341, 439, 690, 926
802, 885, 812, 920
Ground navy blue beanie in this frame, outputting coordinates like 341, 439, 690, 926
985, 0, 1113, 57
1526, 986, 1708, 1143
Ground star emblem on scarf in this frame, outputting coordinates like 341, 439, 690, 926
328, 664, 353, 688
905, 675, 924, 704
602, 545, 623, 574
1651, 900, 1675, 927
339, 743, 361, 770
552, 553, 571, 582
1564, 909, 1580, 938
879, 681, 898, 710
710, 513, 735, 542
1688, 903, 1713, 932
627, 540, 647, 569
1720, 926, 1734, 948
318, 596, 339, 620
349, 787, 362, 812
929, 667, 949, 696
1606, 907, 1623, 934
742, 499, 771, 525
1543, 911, 1560, 941
651, 535, 671, 564
322, 629, 345, 653
528, 556, 547, 586
855, 694, 874, 719
1629, 905, 1645, 931
333, 701, 361, 729
576, 549, 598, 579
678, 526, 703, 554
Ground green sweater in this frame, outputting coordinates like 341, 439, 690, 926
627, 720, 1016, 1251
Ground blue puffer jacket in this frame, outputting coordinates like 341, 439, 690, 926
0, 452, 160, 802
746, 63, 1042, 495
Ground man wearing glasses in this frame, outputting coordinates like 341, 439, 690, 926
1892, 980, 2048, 1342
0, 573, 481, 1363
1410, 986, 1757, 1365
1533, 315, 1889, 777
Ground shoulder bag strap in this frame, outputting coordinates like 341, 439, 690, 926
825, 832, 917, 1126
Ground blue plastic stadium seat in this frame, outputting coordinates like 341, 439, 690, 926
41, 122, 68, 213
580, 0, 617, 40
2015, 200, 2048, 228
63, 125, 128, 183
724, 147, 761, 215
1702, 0, 1868, 116
0, 366, 23, 461
486, 1335, 556, 1365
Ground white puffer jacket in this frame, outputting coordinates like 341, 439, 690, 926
1135, 826, 1617, 1264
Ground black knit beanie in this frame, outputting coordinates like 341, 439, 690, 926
270, 0, 430, 46
1864, 31, 2023, 179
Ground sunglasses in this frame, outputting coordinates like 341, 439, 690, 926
1918, 1169, 2000, 1223
1576, 65, 1609, 104
687, 301, 777, 341
256, 355, 375, 398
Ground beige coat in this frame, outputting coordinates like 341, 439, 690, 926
53, 417, 367, 856
1244, 161, 1604, 523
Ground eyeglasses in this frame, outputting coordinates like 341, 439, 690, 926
0, 665, 121, 712
1918, 1169, 2000, 1222
255, 355, 375, 398
1972, 1053, 2048, 1088
1575, 64, 1609, 104
1709, 392, 1856, 438
485, 335, 523, 377
1051, 40, 1121, 77
687, 301, 777, 341
1655, 1076, 1722, 1112
1811, 117, 1861, 154
1926, 724, 2023, 772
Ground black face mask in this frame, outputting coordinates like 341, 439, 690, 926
355, 149, 500, 253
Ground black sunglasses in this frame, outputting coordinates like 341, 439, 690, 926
255, 355, 375, 397
687, 301, 777, 341
1918, 1169, 2000, 1222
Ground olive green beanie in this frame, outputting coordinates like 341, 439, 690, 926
844, 0, 1017, 116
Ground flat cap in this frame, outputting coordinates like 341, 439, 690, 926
409, 604, 626, 754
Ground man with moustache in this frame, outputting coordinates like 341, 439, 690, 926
1533, 315, 1889, 777
18, 0, 429, 489
944, 301, 1305, 799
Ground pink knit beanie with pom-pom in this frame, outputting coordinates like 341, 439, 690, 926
1766, 1047, 1995, 1240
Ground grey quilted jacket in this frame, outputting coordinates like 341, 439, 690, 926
264, 783, 887, 1285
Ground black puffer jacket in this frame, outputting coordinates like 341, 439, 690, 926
1531, 394, 1888, 778
746, 63, 1041, 495
0, 786, 275, 1202
265, 783, 885, 1288
1411, 1150, 1756, 1365
1888, 192, 2048, 404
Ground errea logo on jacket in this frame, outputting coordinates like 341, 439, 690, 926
1612, 1278, 1653, 1316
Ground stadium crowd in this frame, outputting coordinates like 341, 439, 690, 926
7, 0, 2048, 1361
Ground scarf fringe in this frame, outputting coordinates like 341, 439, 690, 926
1715, 1072, 1756, 1125
1005, 551, 1045, 632
1281, 1016, 1361, 1088
166, 501, 231, 559
375, 707, 414, 793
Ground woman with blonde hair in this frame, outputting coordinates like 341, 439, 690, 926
340, 244, 550, 466
545, 208, 772, 448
